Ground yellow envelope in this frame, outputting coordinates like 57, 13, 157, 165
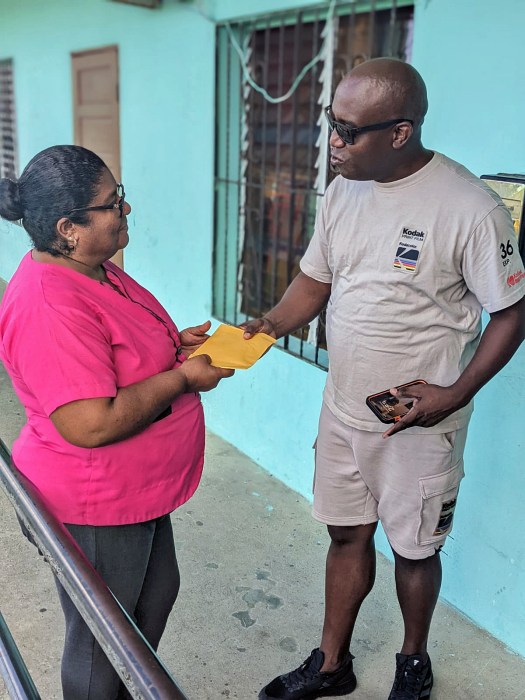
188, 323, 276, 369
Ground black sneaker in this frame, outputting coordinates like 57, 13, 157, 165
388, 653, 433, 700
258, 648, 357, 700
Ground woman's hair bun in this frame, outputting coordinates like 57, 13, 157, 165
0, 177, 24, 221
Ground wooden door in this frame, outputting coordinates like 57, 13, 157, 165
72, 46, 123, 267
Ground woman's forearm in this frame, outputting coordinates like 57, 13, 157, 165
51, 368, 188, 448
51, 354, 233, 448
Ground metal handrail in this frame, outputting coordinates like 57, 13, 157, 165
0, 610, 41, 700
0, 438, 189, 700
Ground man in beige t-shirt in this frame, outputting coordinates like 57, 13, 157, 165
245, 58, 525, 700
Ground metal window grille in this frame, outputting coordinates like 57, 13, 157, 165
213, 1, 414, 369
0, 59, 18, 180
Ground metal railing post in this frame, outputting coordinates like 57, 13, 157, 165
0, 438, 189, 700
0, 610, 41, 700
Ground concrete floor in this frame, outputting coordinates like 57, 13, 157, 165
1, 279, 525, 699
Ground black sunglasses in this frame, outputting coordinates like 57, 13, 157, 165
67, 183, 126, 219
324, 106, 413, 145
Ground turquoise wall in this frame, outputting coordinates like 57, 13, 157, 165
0, 0, 216, 319
411, 0, 525, 658
1, 0, 524, 657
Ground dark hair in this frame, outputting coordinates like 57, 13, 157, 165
0, 145, 108, 255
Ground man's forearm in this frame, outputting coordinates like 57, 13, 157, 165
264, 271, 331, 339
384, 296, 525, 436
452, 296, 525, 405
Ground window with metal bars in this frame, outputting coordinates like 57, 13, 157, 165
0, 59, 18, 180
213, 2, 414, 369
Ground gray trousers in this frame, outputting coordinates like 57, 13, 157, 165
56, 514, 180, 700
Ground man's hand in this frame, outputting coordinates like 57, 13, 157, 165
382, 383, 466, 438
241, 317, 277, 340
179, 320, 211, 357
384, 298, 525, 438
239, 272, 331, 341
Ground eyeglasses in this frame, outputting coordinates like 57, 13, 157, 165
324, 106, 413, 146
67, 183, 126, 219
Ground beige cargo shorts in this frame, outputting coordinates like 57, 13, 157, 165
313, 402, 468, 560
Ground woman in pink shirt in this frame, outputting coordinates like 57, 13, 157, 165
0, 145, 233, 699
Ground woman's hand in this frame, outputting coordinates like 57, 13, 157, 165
179, 320, 211, 357
179, 354, 234, 393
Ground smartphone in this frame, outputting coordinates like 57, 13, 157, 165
365, 380, 427, 424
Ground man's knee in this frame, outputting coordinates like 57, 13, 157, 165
392, 547, 441, 573
327, 522, 377, 547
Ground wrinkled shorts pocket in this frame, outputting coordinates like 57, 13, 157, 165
416, 460, 464, 546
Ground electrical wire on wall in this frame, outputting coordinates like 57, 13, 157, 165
224, 0, 339, 340
225, 0, 338, 105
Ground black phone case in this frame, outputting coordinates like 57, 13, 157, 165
365, 380, 427, 424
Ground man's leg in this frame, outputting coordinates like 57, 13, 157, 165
319, 522, 377, 671
258, 523, 377, 699
359, 426, 467, 699
393, 549, 442, 657
259, 406, 377, 698
386, 550, 440, 699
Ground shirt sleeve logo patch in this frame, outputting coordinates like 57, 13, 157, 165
507, 269, 525, 287
393, 227, 426, 273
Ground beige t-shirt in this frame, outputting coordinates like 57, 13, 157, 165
301, 152, 525, 432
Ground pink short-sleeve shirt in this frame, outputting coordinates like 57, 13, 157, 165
0, 252, 205, 525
